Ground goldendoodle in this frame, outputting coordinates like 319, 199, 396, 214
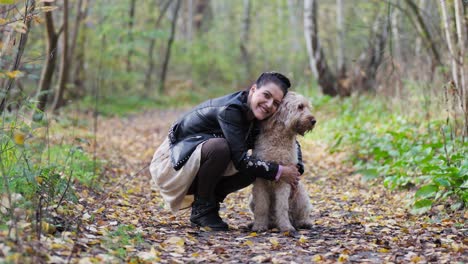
249, 92, 316, 232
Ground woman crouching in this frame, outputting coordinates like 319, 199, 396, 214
149, 72, 303, 231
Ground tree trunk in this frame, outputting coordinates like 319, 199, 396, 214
336, 0, 346, 77
159, 0, 181, 94
440, 0, 458, 89
353, 11, 390, 93
405, 0, 442, 66
35, 1, 59, 115
187, 0, 194, 41
126, 0, 136, 73
52, 0, 69, 111
240, 0, 251, 78
0, 0, 35, 113
69, 0, 83, 64
304, 0, 338, 96
464, 2, 468, 50
391, 0, 402, 68
413, 0, 426, 57
286, 0, 300, 52
194, 0, 211, 33
454, 0, 467, 135
71, 0, 89, 98
144, 0, 172, 92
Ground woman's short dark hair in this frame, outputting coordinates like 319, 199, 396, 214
255, 72, 291, 96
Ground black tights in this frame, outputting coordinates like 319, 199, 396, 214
187, 138, 255, 202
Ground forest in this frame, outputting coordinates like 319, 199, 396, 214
0, 0, 466, 262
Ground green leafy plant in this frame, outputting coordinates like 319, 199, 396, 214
309, 95, 467, 214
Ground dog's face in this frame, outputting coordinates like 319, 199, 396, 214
265, 92, 316, 136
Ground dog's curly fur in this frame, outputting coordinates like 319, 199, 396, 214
249, 92, 315, 232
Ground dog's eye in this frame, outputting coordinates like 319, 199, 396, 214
298, 104, 304, 110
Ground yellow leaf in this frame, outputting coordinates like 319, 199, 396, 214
95, 207, 105, 214
312, 254, 323, 261
13, 132, 25, 145
41, 221, 56, 234
165, 236, 185, 247
51, 243, 68, 250
451, 242, 461, 252
410, 255, 423, 263
6, 70, 23, 79
269, 237, 279, 247
378, 248, 390, 253
248, 232, 257, 237
137, 247, 160, 261
6, 253, 23, 263
0, 18, 7, 24
35, 176, 43, 184
32, 15, 43, 24
298, 235, 307, 244
86, 239, 101, 245
242, 240, 254, 247
338, 254, 349, 262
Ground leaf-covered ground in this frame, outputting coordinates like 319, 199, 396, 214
2, 109, 467, 263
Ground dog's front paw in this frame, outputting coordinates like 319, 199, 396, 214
295, 221, 313, 229
278, 224, 296, 233
251, 223, 269, 232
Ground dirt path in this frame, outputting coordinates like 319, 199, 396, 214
51, 109, 466, 263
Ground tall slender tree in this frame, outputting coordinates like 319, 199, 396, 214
144, 0, 172, 91
52, 0, 69, 111
126, 0, 136, 73
0, 0, 36, 113
304, 0, 338, 96
240, 0, 251, 78
336, 0, 346, 77
454, 0, 467, 135
159, 0, 181, 93
35, 0, 61, 114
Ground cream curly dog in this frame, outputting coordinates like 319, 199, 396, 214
249, 92, 315, 232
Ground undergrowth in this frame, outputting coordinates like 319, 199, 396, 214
308, 95, 467, 214
0, 108, 100, 237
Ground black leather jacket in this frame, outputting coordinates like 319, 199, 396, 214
168, 90, 304, 181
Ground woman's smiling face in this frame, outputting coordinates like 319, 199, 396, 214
248, 82, 285, 120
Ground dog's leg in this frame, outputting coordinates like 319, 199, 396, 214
251, 179, 270, 232
274, 183, 296, 232
291, 182, 313, 229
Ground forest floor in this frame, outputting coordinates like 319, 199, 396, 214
2, 108, 467, 263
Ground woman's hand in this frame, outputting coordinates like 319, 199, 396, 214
280, 164, 300, 190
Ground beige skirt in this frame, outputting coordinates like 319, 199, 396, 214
149, 138, 238, 213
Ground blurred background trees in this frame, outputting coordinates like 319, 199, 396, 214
0, 0, 466, 134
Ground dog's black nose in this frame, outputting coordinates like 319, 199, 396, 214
310, 118, 316, 126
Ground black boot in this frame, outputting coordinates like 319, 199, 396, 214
190, 198, 229, 231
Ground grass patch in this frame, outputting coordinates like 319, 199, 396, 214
75, 83, 240, 117
103, 224, 145, 259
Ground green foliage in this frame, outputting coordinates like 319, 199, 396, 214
0, 112, 100, 223
76, 88, 227, 117
78, 95, 161, 117
309, 95, 467, 214
103, 224, 144, 259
